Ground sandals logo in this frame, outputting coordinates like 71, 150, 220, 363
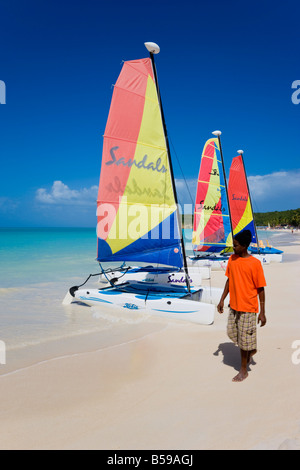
0, 340, 6, 365
291, 80, 300, 105
0, 80, 6, 104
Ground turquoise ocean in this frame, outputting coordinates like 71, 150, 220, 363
0, 227, 293, 373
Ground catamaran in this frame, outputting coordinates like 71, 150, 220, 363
188, 133, 271, 269
249, 240, 283, 262
63, 42, 218, 324
228, 150, 283, 263
187, 131, 233, 270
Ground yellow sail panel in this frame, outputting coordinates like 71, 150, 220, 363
192, 138, 221, 245
233, 197, 253, 235
192, 140, 223, 245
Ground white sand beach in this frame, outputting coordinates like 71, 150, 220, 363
0, 237, 300, 450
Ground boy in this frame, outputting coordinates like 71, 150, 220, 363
217, 230, 267, 382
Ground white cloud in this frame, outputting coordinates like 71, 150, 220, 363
176, 169, 300, 212
36, 181, 98, 205
34, 170, 300, 216
248, 170, 300, 211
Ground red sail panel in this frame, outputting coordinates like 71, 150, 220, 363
228, 155, 248, 232
228, 155, 256, 241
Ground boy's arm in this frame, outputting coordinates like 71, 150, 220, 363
257, 287, 266, 326
217, 279, 229, 314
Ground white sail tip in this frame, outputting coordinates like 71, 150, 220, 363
237, 149, 244, 154
212, 130, 222, 136
144, 42, 160, 54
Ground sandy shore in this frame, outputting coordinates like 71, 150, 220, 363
0, 239, 300, 450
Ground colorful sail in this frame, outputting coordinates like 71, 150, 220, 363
192, 138, 232, 252
228, 154, 257, 243
96, 58, 183, 268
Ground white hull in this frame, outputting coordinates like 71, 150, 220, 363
252, 254, 271, 265
187, 256, 229, 270
187, 253, 271, 270
252, 253, 282, 263
268, 253, 282, 262
68, 283, 216, 325
249, 247, 283, 263
200, 286, 223, 305
99, 266, 211, 287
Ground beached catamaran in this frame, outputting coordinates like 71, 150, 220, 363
188, 131, 233, 269
228, 150, 283, 262
63, 42, 217, 324
188, 133, 274, 269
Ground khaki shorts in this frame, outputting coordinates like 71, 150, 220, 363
227, 308, 257, 351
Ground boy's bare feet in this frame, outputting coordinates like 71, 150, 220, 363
232, 371, 248, 382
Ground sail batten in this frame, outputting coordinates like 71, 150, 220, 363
198, 180, 225, 188
113, 85, 161, 103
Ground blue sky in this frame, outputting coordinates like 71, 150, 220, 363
0, 0, 299, 227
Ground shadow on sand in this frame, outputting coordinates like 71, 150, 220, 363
213, 342, 256, 372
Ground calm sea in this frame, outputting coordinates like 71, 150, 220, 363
0, 228, 125, 362
0, 227, 98, 288
0, 227, 291, 368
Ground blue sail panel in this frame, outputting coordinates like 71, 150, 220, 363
235, 220, 257, 244
97, 211, 183, 268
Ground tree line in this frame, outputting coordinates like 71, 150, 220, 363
182, 208, 300, 228
254, 208, 300, 228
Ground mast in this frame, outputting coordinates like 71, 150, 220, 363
237, 149, 260, 253
145, 42, 191, 292
212, 130, 234, 248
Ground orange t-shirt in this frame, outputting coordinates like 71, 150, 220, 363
225, 254, 266, 313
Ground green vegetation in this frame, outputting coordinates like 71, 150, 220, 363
182, 209, 300, 228
254, 208, 300, 228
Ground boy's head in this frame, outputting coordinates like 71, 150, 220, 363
233, 230, 252, 254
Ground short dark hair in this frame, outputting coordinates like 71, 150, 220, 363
233, 230, 252, 248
